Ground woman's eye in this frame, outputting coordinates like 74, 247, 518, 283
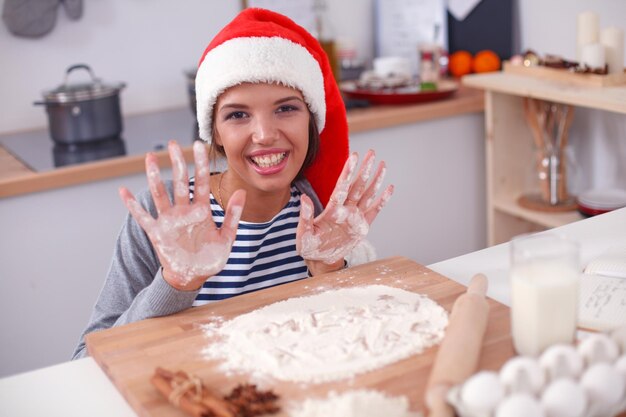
277, 104, 299, 113
225, 111, 247, 120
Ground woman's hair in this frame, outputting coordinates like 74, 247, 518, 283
196, 9, 348, 205
208, 110, 320, 181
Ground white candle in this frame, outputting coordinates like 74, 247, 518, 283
577, 11, 599, 61
600, 27, 624, 74
581, 43, 605, 69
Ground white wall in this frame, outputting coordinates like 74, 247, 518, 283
517, 0, 626, 191
0, 172, 150, 376
0, 0, 241, 133
0, 0, 375, 135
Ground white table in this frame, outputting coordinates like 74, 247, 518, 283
2, 207, 625, 417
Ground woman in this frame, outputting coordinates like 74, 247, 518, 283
73, 8, 392, 358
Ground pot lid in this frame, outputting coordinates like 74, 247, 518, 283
43, 64, 125, 103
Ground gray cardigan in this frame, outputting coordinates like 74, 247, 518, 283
72, 178, 323, 359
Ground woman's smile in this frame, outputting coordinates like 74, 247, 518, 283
214, 82, 310, 193
248, 149, 289, 173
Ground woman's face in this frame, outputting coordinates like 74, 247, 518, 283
213, 82, 310, 194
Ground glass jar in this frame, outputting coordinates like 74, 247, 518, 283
312, 0, 339, 82
418, 43, 440, 84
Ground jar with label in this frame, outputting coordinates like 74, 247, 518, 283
419, 43, 440, 88
312, 0, 339, 82
337, 37, 365, 81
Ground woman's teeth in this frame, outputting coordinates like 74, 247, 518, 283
250, 152, 286, 168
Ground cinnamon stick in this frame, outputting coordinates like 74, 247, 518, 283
151, 367, 236, 417
150, 367, 280, 417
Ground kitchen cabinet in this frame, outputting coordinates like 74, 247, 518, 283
463, 72, 626, 245
0, 87, 484, 198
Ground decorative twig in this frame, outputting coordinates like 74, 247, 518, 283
522, 98, 575, 205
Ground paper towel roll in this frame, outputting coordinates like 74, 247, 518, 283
600, 27, 624, 74
577, 11, 599, 61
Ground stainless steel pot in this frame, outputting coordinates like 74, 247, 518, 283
35, 64, 126, 144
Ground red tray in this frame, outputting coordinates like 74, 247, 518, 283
341, 80, 459, 105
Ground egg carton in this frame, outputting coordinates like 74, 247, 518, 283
447, 328, 626, 417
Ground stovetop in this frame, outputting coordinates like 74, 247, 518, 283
0, 107, 198, 172
1, 97, 371, 173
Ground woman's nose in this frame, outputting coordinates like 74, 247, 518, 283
251, 115, 278, 144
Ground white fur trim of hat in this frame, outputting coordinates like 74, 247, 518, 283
195, 36, 326, 143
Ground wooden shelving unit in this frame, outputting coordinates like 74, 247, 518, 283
463, 72, 626, 245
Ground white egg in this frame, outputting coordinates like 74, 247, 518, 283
539, 344, 584, 380
495, 393, 545, 417
577, 333, 620, 365
461, 371, 504, 416
541, 378, 587, 417
616, 355, 626, 380
499, 356, 545, 394
611, 325, 626, 354
580, 362, 625, 413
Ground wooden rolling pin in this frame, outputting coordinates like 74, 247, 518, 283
425, 273, 490, 417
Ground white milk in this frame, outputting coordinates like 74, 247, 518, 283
511, 261, 579, 356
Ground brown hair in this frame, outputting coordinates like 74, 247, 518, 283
209, 110, 320, 181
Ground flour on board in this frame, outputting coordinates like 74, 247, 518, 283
202, 285, 448, 383
288, 389, 421, 417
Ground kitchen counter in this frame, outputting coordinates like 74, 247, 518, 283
1, 207, 624, 417
0, 86, 483, 198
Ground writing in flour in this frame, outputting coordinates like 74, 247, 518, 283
202, 285, 448, 383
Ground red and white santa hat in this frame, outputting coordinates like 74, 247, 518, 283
195, 8, 349, 207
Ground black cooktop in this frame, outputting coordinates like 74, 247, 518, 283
0, 107, 198, 172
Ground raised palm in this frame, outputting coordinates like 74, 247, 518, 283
119, 140, 245, 290
296, 150, 393, 264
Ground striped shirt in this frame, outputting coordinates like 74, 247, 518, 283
189, 180, 308, 306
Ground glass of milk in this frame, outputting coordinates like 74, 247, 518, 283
510, 234, 580, 356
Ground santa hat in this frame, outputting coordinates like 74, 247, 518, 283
195, 8, 349, 207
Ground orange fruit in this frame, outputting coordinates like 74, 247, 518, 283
472, 50, 501, 73
448, 50, 473, 78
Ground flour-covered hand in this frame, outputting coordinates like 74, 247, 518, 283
296, 150, 393, 268
119, 140, 245, 291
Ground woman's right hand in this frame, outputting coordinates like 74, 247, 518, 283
119, 140, 246, 291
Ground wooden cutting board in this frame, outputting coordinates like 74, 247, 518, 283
86, 256, 515, 416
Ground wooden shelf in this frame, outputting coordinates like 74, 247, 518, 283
0, 146, 33, 179
493, 192, 583, 229
346, 85, 484, 132
464, 72, 626, 115
465, 71, 619, 245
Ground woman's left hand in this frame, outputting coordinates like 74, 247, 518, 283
296, 149, 393, 273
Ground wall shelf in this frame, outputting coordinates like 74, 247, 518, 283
493, 192, 583, 229
464, 72, 626, 245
